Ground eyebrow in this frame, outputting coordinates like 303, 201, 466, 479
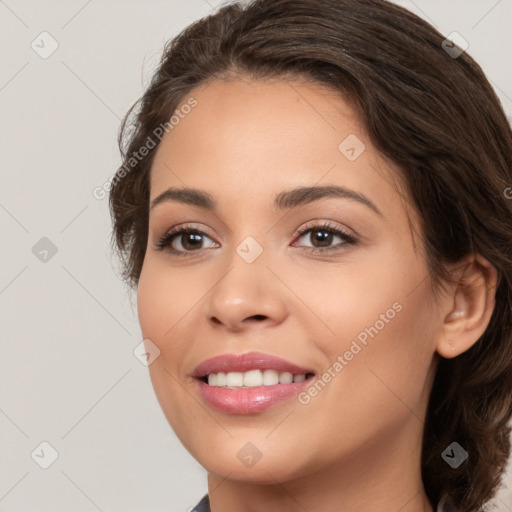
150, 185, 382, 217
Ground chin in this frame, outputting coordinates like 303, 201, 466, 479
189, 438, 316, 484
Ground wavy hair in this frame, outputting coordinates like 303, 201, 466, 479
108, 1, 512, 510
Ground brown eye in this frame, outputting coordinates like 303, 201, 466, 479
294, 222, 357, 253
306, 228, 335, 248
155, 226, 216, 255
173, 232, 205, 251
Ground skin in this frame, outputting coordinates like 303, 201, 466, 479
136, 77, 498, 512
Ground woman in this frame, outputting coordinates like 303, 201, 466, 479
108, 0, 512, 511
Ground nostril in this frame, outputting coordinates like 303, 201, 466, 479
250, 315, 267, 321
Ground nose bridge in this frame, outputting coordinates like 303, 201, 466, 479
204, 232, 287, 329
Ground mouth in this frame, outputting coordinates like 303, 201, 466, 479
192, 352, 317, 414
198, 370, 316, 388
192, 351, 316, 387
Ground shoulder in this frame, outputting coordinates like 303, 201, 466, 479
190, 493, 447, 512
191, 493, 210, 512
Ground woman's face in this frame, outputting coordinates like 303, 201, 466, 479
137, 78, 443, 483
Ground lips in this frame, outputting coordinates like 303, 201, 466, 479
191, 352, 317, 414
192, 351, 315, 379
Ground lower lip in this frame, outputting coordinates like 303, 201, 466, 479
195, 377, 314, 414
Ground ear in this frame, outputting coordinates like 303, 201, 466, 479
436, 253, 498, 359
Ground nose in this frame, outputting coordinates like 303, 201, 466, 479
203, 248, 288, 333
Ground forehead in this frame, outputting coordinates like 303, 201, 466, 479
149, 78, 408, 220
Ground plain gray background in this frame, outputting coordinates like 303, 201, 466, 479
1, 0, 511, 511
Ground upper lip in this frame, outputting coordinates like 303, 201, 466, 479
192, 351, 315, 378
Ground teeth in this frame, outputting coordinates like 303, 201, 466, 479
226, 372, 244, 387
205, 369, 309, 387
244, 369, 263, 387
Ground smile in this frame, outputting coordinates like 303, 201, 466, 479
203, 369, 314, 388
192, 351, 317, 414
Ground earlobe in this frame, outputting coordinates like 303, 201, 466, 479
436, 254, 498, 359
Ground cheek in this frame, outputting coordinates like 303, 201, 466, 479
136, 263, 203, 439
292, 260, 402, 349
293, 234, 414, 332
326, 287, 435, 426
136, 259, 205, 343
299, 251, 435, 412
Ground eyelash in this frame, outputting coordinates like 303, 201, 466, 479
153, 221, 358, 258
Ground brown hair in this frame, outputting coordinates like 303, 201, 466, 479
108, 1, 512, 510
